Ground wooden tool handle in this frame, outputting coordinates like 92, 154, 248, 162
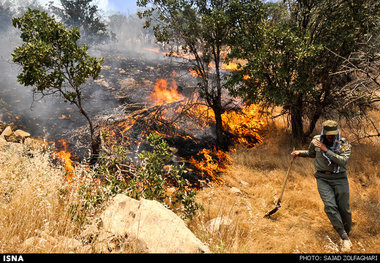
277, 157, 295, 202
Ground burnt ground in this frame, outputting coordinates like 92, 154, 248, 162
0, 48, 199, 157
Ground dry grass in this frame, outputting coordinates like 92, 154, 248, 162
0, 115, 379, 254
189, 122, 380, 253
0, 143, 80, 253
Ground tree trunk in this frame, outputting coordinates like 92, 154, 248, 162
81, 109, 99, 164
290, 98, 304, 147
211, 43, 227, 150
305, 109, 322, 138
304, 81, 330, 137
76, 99, 99, 164
212, 106, 226, 150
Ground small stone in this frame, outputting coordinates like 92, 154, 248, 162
240, 180, 250, 187
1, 126, 13, 137
14, 129, 31, 142
230, 187, 242, 194
206, 217, 233, 234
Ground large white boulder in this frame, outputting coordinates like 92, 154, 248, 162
97, 194, 210, 253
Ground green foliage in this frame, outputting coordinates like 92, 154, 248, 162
228, 0, 380, 141
12, 9, 103, 97
68, 145, 129, 227
12, 9, 103, 157
69, 133, 201, 227
127, 133, 202, 219
137, 0, 264, 148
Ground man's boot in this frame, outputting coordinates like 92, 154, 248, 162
340, 231, 352, 252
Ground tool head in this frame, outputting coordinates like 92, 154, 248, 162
264, 201, 281, 218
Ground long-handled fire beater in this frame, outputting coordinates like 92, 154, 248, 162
264, 156, 295, 218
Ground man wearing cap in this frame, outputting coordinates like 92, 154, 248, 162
291, 120, 353, 252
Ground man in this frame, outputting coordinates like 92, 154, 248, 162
291, 120, 353, 252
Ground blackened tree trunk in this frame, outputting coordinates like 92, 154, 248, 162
290, 97, 304, 147
80, 108, 100, 164
76, 94, 99, 164
211, 105, 226, 150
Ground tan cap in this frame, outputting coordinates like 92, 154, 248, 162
322, 120, 339, 135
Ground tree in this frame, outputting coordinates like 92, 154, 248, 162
228, 0, 379, 144
12, 8, 103, 162
329, 28, 380, 141
49, 0, 114, 44
137, 0, 264, 149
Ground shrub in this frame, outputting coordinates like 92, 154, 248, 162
126, 133, 202, 219
69, 133, 201, 227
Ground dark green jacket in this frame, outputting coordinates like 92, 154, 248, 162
298, 135, 351, 179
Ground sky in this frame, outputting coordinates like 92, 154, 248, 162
38, 0, 139, 15
107, 0, 139, 15
38, 0, 279, 16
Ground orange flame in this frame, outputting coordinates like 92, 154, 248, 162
105, 71, 264, 185
189, 68, 199, 78
188, 61, 243, 79
187, 103, 264, 183
222, 104, 265, 146
189, 147, 231, 184
148, 79, 185, 105
143, 47, 163, 54
222, 62, 240, 71
55, 139, 74, 181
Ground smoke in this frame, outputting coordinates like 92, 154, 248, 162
0, 3, 76, 140
0, 0, 193, 160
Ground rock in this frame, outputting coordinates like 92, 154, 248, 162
98, 194, 210, 253
119, 78, 137, 90
14, 129, 31, 142
91, 232, 149, 253
22, 231, 82, 252
169, 147, 178, 153
1, 126, 13, 137
240, 180, 250, 187
230, 187, 242, 194
206, 216, 233, 234
0, 135, 8, 149
94, 78, 110, 88
24, 137, 48, 151
1, 126, 18, 143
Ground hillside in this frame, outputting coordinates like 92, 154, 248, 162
0, 117, 379, 254
190, 122, 380, 253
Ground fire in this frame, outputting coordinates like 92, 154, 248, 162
185, 103, 265, 183
55, 139, 74, 181
168, 51, 195, 60
188, 61, 243, 79
222, 104, 265, 147
102, 69, 265, 185
189, 147, 231, 184
143, 47, 163, 54
187, 103, 265, 146
189, 68, 199, 79
148, 79, 185, 105
222, 62, 240, 71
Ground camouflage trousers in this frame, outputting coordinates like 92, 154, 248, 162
315, 175, 352, 238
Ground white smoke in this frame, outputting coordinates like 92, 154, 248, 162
0, 0, 179, 148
